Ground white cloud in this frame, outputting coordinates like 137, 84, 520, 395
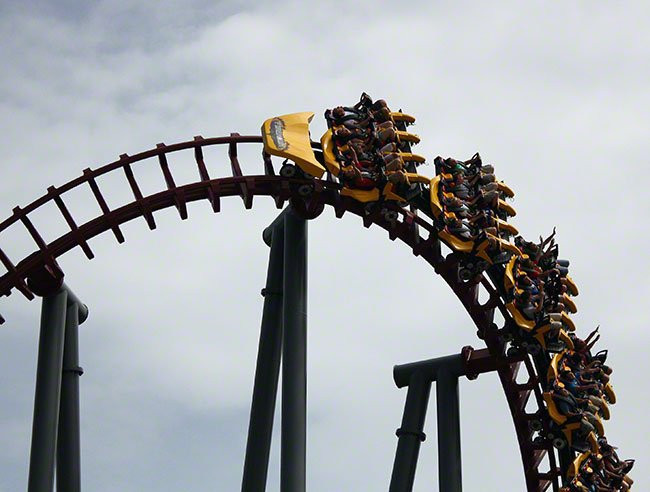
0, 1, 648, 490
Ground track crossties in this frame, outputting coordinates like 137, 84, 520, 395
0, 134, 623, 492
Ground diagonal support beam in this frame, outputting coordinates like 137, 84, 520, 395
241, 213, 286, 492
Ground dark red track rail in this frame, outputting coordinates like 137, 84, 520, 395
0, 135, 559, 491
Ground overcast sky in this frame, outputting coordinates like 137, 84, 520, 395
0, 1, 648, 491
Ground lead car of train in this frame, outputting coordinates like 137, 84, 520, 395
260, 94, 634, 491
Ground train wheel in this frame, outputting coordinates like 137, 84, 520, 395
381, 209, 399, 223
297, 183, 313, 197
280, 163, 297, 178
459, 268, 474, 281
506, 346, 520, 358
552, 437, 567, 450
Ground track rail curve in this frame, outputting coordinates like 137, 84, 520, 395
0, 135, 560, 491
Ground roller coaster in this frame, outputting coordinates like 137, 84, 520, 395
0, 93, 633, 491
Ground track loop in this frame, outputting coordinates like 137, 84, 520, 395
0, 135, 567, 491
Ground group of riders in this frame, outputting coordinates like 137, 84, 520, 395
433, 151, 633, 489
551, 330, 634, 491
509, 229, 578, 348
322, 94, 633, 490
437, 152, 516, 253
325, 93, 413, 190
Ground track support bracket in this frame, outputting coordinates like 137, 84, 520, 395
389, 346, 521, 492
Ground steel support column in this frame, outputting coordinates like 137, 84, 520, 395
241, 216, 286, 492
281, 209, 307, 492
28, 288, 68, 492
56, 299, 83, 492
389, 372, 432, 492
436, 368, 462, 492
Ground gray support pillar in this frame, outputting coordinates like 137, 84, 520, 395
241, 222, 285, 492
389, 372, 432, 492
28, 288, 68, 492
436, 368, 462, 492
56, 301, 83, 492
281, 210, 307, 492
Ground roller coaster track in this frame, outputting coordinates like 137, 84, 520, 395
0, 134, 561, 491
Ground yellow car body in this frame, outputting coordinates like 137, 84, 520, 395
262, 112, 326, 179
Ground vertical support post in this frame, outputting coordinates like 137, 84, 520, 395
241, 220, 285, 492
392, 352, 469, 492
28, 288, 68, 492
281, 209, 307, 492
436, 368, 462, 492
56, 301, 83, 492
389, 372, 432, 492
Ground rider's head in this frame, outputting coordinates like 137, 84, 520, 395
332, 107, 346, 119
